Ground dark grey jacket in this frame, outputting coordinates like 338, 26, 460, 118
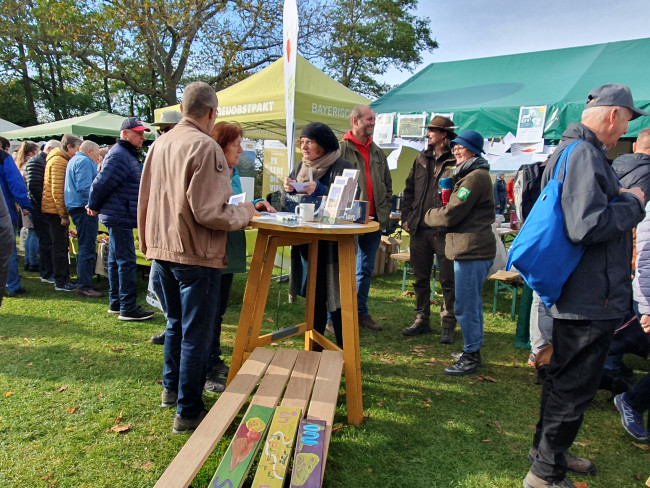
612, 152, 650, 196
401, 147, 455, 235
542, 122, 645, 320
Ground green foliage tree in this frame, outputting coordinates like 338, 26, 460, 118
318, 0, 438, 98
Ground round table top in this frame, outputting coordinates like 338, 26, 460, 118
249, 217, 380, 236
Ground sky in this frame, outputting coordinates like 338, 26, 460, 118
379, 0, 650, 86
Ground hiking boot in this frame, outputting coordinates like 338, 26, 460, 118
160, 388, 177, 408
107, 303, 120, 314
325, 320, 335, 336
614, 393, 649, 440
444, 351, 481, 376
172, 409, 207, 434
528, 447, 596, 475
402, 320, 432, 336
523, 470, 575, 488
358, 315, 382, 331
204, 376, 226, 393
150, 331, 165, 345
211, 358, 230, 379
76, 288, 103, 298
55, 281, 77, 292
118, 306, 155, 321
440, 327, 455, 344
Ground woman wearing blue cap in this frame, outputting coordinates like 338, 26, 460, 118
424, 129, 496, 376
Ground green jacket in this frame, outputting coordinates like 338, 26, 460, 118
424, 156, 496, 261
339, 138, 393, 230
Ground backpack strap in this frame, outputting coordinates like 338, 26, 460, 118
551, 141, 583, 182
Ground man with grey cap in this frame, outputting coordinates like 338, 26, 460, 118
524, 84, 648, 488
401, 116, 458, 342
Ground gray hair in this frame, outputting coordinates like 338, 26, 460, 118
350, 105, 372, 122
61, 134, 83, 151
182, 82, 218, 119
44, 139, 62, 150
582, 105, 631, 124
79, 140, 99, 154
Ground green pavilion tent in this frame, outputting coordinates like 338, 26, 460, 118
372, 38, 650, 141
0, 111, 155, 143
155, 55, 370, 141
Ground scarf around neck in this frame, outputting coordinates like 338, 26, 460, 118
296, 148, 341, 182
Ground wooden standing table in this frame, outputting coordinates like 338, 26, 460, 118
227, 217, 379, 426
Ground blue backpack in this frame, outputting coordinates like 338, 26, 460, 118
506, 141, 584, 308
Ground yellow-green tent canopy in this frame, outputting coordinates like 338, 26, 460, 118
155, 55, 369, 141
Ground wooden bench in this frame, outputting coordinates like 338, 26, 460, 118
489, 269, 523, 320
154, 347, 343, 488
390, 252, 438, 297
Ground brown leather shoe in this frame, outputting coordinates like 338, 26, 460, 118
358, 315, 382, 331
76, 288, 103, 298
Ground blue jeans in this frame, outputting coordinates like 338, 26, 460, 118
24, 228, 39, 268
69, 208, 99, 291
356, 229, 382, 317
107, 226, 137, 313
454, 259, 493, 353
151, 260, 221, 418
7, 221, 21, 292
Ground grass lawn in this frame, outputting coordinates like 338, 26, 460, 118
1, 260, 648, 487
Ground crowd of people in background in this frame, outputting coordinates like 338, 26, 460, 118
0, 83, 649, 487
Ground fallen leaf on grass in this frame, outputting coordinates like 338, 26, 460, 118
401, 291, 414, 296
110, 346, 124, 353
331, 424, 350, 434
266, 317, 275, 323
430, 358, 438, 364
573, 482, 587, 488
632, 442, 650, 451
48, 482, 57, 487
56, 385, 68, 393
285, 341, 294, 346
494, 421, 502, 429
476, 376, 498, 383
67, 404, 79, 414
107, 424, 131, 433
23, 337, 30, 342
26, 362, 33, 367
379, 357, 395, 363
114, 410, 123, 424
4, 391, 13, 397
141, 462, 154, 470
482, 439, 491, 442
80, 357, 85, 362
40, 474, 52, 481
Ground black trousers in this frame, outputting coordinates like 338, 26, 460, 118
531, 317, 618, 481
31, 206, 53, 279
44, 213, 70, 286
409, 229, 456, 329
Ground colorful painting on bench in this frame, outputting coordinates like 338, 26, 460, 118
210, 404, 274, 488
251, 406, 302, 488
289, 419, 327, 488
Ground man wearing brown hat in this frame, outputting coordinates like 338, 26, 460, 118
524, 84, 648, 488
401, 116, 458, 342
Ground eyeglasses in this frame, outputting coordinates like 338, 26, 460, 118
452, 145, 468, 153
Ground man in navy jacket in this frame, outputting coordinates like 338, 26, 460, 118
88, 118, 154, 320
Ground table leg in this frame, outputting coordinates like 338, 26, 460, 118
338, 235, 364, 426
228, 230, 276, 384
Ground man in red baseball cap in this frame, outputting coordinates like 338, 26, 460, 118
88, 116, 154, 321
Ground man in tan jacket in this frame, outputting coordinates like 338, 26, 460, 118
138, 81, 255, 434
42, 134, 82, 292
